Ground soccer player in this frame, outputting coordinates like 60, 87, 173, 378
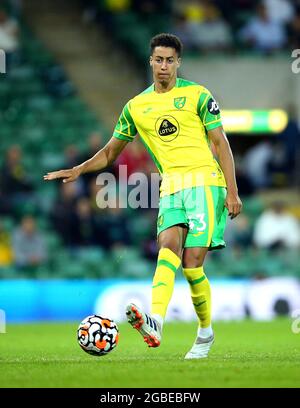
44, 33, 242, 359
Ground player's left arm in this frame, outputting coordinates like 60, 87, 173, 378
208, 126, 242, 219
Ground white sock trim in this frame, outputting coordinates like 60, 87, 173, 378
152, 314, 164, 329
197, 325, 213, 339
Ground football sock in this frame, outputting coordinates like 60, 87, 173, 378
152, 314, 164, 329
182, 266, 212, 329
198, 325, 213, 339
151, 248, 181, 323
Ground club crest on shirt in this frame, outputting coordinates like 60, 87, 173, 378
174, 97, 186, 109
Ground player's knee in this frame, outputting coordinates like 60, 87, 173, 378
159, 243, 182, 258
182, 259, 204, 268
182, 250, 206, 268
158, 226, 185, 258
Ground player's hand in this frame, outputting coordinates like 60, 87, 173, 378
225, 191, 242, 219
43, 166, 82, 183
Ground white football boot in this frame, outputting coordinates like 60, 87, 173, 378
125, 303, 162, 347
184, 334, 214, 359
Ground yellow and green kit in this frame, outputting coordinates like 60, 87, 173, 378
113, 78, 228, 249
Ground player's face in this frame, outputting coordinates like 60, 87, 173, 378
150, 47, 181, 86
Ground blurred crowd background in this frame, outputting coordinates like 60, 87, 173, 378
84, 0, 300, 57
0, 0, 299, 280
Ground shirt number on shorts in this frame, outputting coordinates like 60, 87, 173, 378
188, 213, 206, 232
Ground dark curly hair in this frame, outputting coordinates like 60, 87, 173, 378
150, 33, 183, 57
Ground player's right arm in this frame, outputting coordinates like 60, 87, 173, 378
44, 137, 128, 183
44, 101, 137, 183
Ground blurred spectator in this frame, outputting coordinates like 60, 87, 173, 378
263, 0, 294, 25
188, 1, 233, 52
133, 0, 159, 15
132, 0, 171, 18
278, 106, 300, 185
175, 0, 206, 23
173, 0, 232, 52
0, 145, 33, 194
12, 215, 48, 269
63, 144, 85, 195
7, 0, 23, 18
0, 220, 13, 267
88, 175, 121, 215
0, 145, 34, 214
115, 139, 151, 181
50, 182, 78, 247
0, 191, 9, 215
238, 3, 287, 52
41, 64, 75, 98
114, 140, 158, 211
234, 156, 255, 196
245, 138, 294, 190
141, 210, 159, 260
216, 0, 256, 24
89, 176, 104, 213
64, 144, 81, 169
105, 0, 131, 12
288, 8, 300, 48
267, 140, 289, 187
104, 204, 132, 249
80, 132, 103, 163
105, 208, 131, 249
172, 13, 196, 51
243, 140, 273, 189
81, 0, 99, 23
224, 213, 252, 249
0, 9, 19, 60
80, 132, 114, 195
70, 197, 100, 247
253, 201, 300, 249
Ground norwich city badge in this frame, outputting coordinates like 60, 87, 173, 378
174, 97, 186, 109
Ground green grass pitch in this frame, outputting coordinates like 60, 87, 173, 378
0, 319, 299, 388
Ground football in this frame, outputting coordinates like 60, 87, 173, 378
77, 315, 119, 356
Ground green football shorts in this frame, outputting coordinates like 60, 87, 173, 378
157, 186, 228, 250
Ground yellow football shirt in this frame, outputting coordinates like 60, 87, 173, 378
113, 77, 226, 196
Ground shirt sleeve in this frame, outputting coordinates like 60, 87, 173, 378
197, 88, 222, 131
113, 101, 137, 142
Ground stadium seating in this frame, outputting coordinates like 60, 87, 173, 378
0, 6, 299, 281
95, 2, 171, 65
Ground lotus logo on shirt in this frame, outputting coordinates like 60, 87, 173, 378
155, 115, 180, 142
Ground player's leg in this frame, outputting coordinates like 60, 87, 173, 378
182, 247, 212, 334
181, 186, 227, 358
126, 192, 188, 347
126, 225, 187, 347
182, 247, 214, 359
151, 224, 187, 326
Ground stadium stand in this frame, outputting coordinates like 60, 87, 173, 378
0, 0, 299, 280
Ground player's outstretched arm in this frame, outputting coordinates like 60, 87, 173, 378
207, 126, 242, 219
43, 137, 128, 183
